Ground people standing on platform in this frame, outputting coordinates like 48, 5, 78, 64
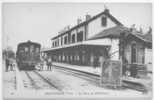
9, 60, 13, 71
40, 61, 44, 71
9, 60, 15, 71
12, 62, 16, 71
42, 58, 46, 71
47, 58, 52, 71
37, 58, 44, 71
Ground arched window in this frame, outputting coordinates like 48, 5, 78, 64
77, 31, 83, 42
52, 42, 54, 47
131, 43, 137, 63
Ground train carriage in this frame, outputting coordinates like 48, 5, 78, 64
16, 40, 41, 70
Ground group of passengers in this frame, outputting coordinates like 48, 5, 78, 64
5, 58, 15, 72
36, 57, 53, 71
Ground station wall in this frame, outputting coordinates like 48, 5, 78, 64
87, 14, 116, 39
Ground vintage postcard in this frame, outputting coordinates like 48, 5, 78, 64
2, 2, 153, 100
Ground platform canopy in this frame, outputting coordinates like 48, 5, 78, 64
41, 38, 111, 52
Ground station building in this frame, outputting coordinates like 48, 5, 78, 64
42, 9, 152, 77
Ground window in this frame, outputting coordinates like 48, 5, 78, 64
30, 45, 34, 53
25, 47, 28, 52
141, 50, 145, 64
61, 37, 63, 45
64, 36, 68, 44
59, 39, 60, 46
131, 43, 137, 63
72, 34, 75, 43
77, 31, 83, 42
55, 40, 57, 46
101, 15, 107, 27
52, 40, 57, 47
139, 47, 145, 64
19, 50, 24, 53
54, 41, 56, 47
57, 39, 59, 46
36, 48, 39, 53
52, 42, 54, 47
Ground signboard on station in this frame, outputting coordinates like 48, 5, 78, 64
100, 60, 122, 87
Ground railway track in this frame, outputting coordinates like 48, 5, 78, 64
25, 71, 40, 89
33, 71, 62, 91
24, 71, 62, 91
54, 65, 100, 85
53, 65, 148, 93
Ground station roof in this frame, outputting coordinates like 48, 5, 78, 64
89, 26, 130, 40
131, 33, 152, 43
42, 26, 152, 52
89, 25, 152, 43
144, 32, 152, 42
51, 9, 123, 40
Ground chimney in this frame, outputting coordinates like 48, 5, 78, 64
86, 14, 91, 21
104, 8, 110, 14
64, 25, 70, 31
77, 18, 82, 24
130, 24, 137, 33
66, 25, 70, 30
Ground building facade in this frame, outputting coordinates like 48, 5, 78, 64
45, 9, 123, 66
42, 9, 152, 77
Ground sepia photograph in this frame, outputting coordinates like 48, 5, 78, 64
2, 2, 153, 100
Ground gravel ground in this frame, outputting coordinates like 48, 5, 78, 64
3, 66, 152, 98
38, 68, 145, 96
3, 71, 16, 97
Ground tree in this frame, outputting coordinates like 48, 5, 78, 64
147, 27, 152, 34
2, 47, 15, 60
130, 24, 138, 33
139, 27, 143, 34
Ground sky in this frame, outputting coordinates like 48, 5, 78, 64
2, 3, 152, 51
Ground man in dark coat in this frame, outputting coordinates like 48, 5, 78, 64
47, 58, 52, 71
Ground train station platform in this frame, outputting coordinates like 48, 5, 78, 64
52, 62, 152, 92
53, 62, 101, 75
